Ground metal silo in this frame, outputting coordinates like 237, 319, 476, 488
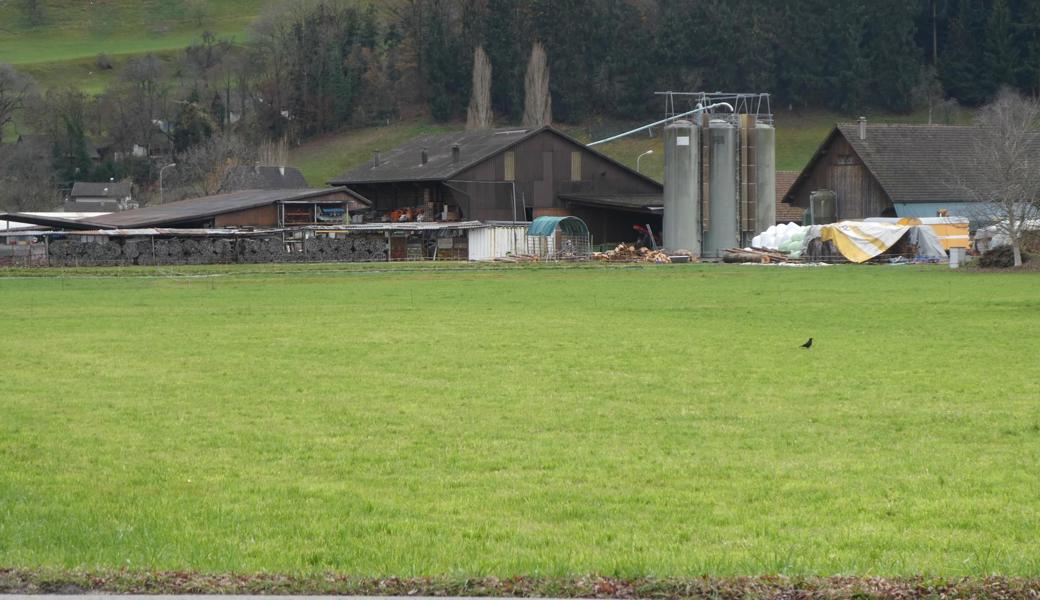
704, 119, 738, 257
755, 123, 776, 230
663, 120, 700, 253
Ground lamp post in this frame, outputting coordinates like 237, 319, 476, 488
636, 149, 654, 173
159, 163, 176, 204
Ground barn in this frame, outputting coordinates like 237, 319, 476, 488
783, 120, 998, 223
328, 126, 663, 245
2, 188, 368, 230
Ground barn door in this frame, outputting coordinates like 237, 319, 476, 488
534, 151, 554, 208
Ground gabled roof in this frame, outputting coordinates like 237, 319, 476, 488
221, 166, 309, 192
331, 128, 531, 185
71, 181, 132, 199
329, 126, 663, 189
786, 123, 1040, 205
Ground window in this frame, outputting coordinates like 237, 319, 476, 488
504, 151, 515, 181
570, 151, 582, 181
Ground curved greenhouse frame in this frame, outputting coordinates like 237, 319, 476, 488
526, 216, 591, 260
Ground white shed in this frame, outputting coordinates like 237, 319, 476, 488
467, 222, 530, 261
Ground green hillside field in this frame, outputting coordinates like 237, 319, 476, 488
1, 263, 1038, 578
0, 0, 265, 66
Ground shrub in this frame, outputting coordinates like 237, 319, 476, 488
978, 245, 1031, 268
95, 54, 113, 70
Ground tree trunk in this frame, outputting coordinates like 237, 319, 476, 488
523, 42, 551, 128
1012, 238, 1023, 267
466, 46, 493, 130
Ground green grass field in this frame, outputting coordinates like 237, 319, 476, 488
0, 0, 265, 66
1, 264, 1038, 577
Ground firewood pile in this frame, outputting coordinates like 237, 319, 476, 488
722, 247, 800, 264
593, 244, 674, 263
494, 254, 540, 262
46, 234, 390, 267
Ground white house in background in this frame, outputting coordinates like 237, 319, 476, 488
65, 181, 137, 212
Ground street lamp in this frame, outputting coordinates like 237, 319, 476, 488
159, 163, 177, 204
636, 149, 654, 173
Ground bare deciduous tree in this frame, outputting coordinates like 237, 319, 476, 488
0, 142, 58, 212
957, 88, 1040, 267
466, 45, 493, 130
0, 64, 36, 144
112, 54, 171, 164
523, 42, 551, 128
164, 134, 258, 201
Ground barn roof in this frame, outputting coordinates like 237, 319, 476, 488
3, 188, 367, 231
330, 128, 534, 185
329, 126, 662, 189
787, 123, 1040, 206
92, 188, 363, 228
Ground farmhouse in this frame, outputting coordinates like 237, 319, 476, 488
66, 181, 135, 212
329, 126, 663, 244
782, 120, 1009, 223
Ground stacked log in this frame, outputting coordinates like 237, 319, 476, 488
45, 232, 394, 266
722, 247, 800, 264
592, 244, 673, 263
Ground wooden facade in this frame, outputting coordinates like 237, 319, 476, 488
785, 130, 895, 220
346, 129, 662, 244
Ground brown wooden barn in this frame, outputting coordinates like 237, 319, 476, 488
329, 126, 663, 245
783, 120, 995, 222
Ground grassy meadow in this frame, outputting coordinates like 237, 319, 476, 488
1, 263, 1039, 577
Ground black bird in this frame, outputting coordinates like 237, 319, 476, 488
800, 338, 813, 349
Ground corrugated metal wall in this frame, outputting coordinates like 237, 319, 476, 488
467, 225, 529, 260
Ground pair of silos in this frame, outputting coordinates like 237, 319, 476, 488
662, 118, 775, 257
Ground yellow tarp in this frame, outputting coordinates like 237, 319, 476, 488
820, 222, 909, 263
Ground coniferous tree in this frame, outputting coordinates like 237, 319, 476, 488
986, 0, 1019, 90
866, 0, 923, 111
942, 0, 990, 105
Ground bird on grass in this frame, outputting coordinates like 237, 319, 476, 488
800, 338, 813, 349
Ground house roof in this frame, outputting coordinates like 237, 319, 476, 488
775, 171, 804, 223
221, 166, 309, 192
787, 123, 1040, 206
329, 126, 663, 189
71, 181, 132, 199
